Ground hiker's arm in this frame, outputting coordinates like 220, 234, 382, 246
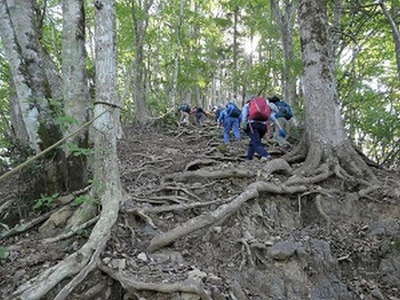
270, 113, 287, 137
241, 104, 249, 125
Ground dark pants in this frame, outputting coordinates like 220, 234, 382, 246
246, 122, 269, 160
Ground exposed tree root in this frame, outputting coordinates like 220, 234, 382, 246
148, 181, 307, 252
165, 159, 293, 183
282, 138, 307, 163
184, 159, 217, 171
264, 158, 293, 176
98, 263, 212, 300
229, 280, 249, 300
126, 198, 228, 215
1, 186, 91, 240
53, 238, 107, 300
1, 209, 56, 240
286, 163, 333, 186
315, 195, 331, 228
43, 216, 100, 243
164, 168, 255, 182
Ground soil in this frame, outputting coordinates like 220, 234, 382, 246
0, 122, 399, 300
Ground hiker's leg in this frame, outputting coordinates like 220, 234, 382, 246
232, 118, 240, 140
223, 118, 234, 144
253, 123, 269, 157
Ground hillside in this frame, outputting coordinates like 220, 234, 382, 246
0, 122, 399, 300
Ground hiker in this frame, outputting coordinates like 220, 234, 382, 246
267, 95, 293, 150
213, 105, 223, 122
191, 106, 207, 126
241, 96, 287, 160
178, 103, 191, 125
218, 101, 241, 144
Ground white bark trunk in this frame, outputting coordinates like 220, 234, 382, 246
0, 0, 42, 151
299, 0, 346, 147
62, 0, 90, 144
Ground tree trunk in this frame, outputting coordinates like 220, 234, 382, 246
379, 0, 400, 80
131, 0, 153, 124
297, 0, 376, 181
11, 1, 123, 298
171, 0, 185, 107
232, 7, 239, 100
271, 0, 298, 107
62, 0, 90, 190
0, 0, 62, 152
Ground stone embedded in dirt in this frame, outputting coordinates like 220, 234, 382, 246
137, 252, 148, 262
187, 268, 207, 282
268, 240, 300, 260
371, 288, 385, 300
368, 219, 400, 237
150, 250, 184, 265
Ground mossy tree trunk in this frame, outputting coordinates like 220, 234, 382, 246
0, 0, 61, 152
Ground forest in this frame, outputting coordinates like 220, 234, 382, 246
0, 0, 399, 299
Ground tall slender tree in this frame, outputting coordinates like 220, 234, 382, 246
271, 0, 298, 107
62, 0, 90, 189
130, 0, 154, 123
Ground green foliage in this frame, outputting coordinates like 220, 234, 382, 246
66, 143, 93, 157
33, 193, 59, 211
56, 115, 79, 131
0, 247, 9, 261
72, 195, 95, 206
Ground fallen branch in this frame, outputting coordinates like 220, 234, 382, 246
98, 263, 212, 300
148, 181, 307, 252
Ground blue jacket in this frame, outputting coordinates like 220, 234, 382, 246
218, 109, 227, 125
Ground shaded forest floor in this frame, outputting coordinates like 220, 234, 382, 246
1, 122, 400, 300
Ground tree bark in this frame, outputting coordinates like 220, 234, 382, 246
131, 0, 154, 124
297, 0, 376, 181
10, 1, 123, 298
0, 0, 61, 151
232, 7, 239, 100
271, 0, 298, 107
62, 0, 90, 190
379, 0, 400, 80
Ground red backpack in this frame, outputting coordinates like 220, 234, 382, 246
248, 97, 271, 121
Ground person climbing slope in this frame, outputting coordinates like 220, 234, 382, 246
241, 96, 286, 160
218, 101, 241, 144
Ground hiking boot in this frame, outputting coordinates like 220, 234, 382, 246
260, 155, 272, 161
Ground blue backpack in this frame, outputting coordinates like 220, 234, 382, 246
275, 101, 293, 120
226, 103, 241, 118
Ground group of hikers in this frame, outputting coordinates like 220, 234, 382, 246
178, 95, 293, 160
